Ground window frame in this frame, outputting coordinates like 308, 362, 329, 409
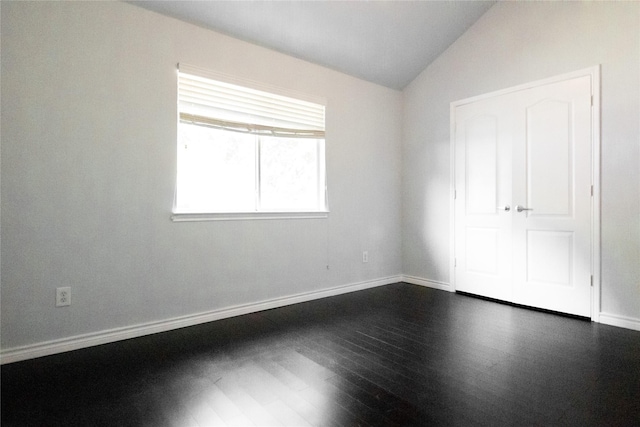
172, 64, 329, 222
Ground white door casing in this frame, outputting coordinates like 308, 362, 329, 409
451, 68, 600, 318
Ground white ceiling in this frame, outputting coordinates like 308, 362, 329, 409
130, 1, 495, 90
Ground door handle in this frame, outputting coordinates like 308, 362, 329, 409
515, 205, 532, 212
497, 205, 511, 212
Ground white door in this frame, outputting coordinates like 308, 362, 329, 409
453, 95, 515, 302
453, 73, 594, 317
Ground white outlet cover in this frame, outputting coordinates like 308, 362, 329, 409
56, 287, 71, 307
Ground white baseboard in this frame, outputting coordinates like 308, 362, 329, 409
402, 275, 453, 292
0, 275, 402, 365
598, 312, 640, 332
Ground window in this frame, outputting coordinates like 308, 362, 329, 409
174, 64, 327, 219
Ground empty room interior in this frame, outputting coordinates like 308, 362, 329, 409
2, 1, 639, 425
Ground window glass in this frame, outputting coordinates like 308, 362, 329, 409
177, 124, 256, 212
259, 136, 322, 211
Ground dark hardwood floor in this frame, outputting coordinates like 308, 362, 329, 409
2, 283, 640, 426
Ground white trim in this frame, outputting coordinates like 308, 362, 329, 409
0, 275, 401, 365
598, 312, 640, 332
449, 101, 457, 294
590, 65, 602, 322
451, 66, 600, 109
402, 275, 453, 292
450, 66, 601, 319
171, 211, 330, 222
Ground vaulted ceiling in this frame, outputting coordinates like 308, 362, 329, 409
130, 1, 495, 90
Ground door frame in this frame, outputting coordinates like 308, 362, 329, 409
449, 66, 601, 321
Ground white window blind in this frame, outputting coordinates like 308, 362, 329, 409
178, 64, 325, 138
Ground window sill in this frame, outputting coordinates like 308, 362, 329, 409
171, 211, 330, 222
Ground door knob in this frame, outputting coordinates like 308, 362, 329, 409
515, 205, 532, 212
497, 205, 511, 212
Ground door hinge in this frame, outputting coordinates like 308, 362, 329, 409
454, 190, 457, 200
590, 275, 593, 287
590, 95, 593, 106
454, 258, 457, 267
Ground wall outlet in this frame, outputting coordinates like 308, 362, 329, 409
56, 287, 71, 307
362, 251, 369, 263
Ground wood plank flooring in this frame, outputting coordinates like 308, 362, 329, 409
2, 283, 639, 426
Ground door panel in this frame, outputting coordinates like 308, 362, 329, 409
526, 230, 573, 286
465, 115, 498, 214
527, 100, 573, 217
466, 227, 499, 275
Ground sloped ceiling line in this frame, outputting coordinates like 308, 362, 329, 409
130, 1, 495, 90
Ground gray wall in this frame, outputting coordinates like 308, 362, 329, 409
1, 2, 402, 351
402, 2, 640, 321
3, 0, 639, 356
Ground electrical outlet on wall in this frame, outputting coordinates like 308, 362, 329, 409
362, 251, 369, 263
56, 287, 71, 307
